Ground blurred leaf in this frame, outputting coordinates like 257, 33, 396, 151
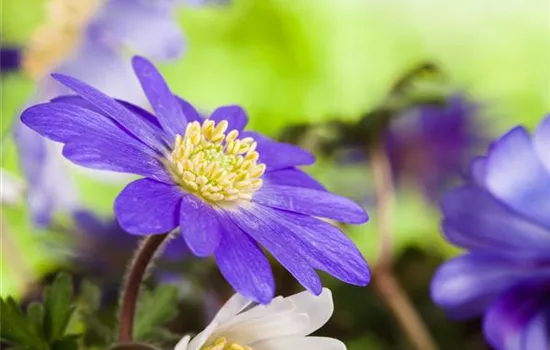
43, 273, 75, 342
134, 285, 179, 342
79, 280, 115, 346
80, 280, 102, 312
0, 297, 48, 350
26, 302, 45, 336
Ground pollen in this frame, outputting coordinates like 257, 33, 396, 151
170, 120, 266, 204
202, 337, 252, 350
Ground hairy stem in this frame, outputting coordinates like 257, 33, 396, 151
370, 146, 438, 350
117, 233, 169, 342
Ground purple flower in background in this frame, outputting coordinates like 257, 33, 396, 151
72, 210, 190, 279
14, 0, 186, 226
385, 96, 483, 201
1, 46, 21, 73
21, 56, 370, 303
431, 116, 550, 350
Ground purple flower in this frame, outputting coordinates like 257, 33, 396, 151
72, 210, 190, 279
14, 0, 186, 226
20, 56, 371, 303
1, 46, 21, 73
385, 96, 483, 201
431, 116, 550, 350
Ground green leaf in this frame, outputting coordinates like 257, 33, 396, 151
80, 280, 101, 312
78, 280, 115, 347
0, 297, 48, 350
43, 273, 75, 342
134, 285, 179, 341
26, 302, 45, 337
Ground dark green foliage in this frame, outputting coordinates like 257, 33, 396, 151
0, 273, 80, 350
78, 281, 181, 349
134, 285, 180, 343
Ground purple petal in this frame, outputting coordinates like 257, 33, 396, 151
51, 73, 166, 152
179, 195, 221, 257
469, 156, 487, 187
252, 184, 368, 224
208, 105, 248, 132
214, 216, 275, 304
485, 127, 550, 228
132, 56, 187, 139
260, 207, 370, 286
62, 134, 170, 182
92, 0, 184, 60
243, 131, 315, 171
484, 282, 550, 350
430, 254, 550, 319
262, 168, 326, 191
441, 186, 550, 258
228, 206, 322, 295
114, 178, 183, 235
21, 103, 153, 153
521, 308, 550, 350
533, 115, 550, 173
175, 96, 202, 123
51, 95, 162, 129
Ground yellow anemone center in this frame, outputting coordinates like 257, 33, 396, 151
202, 337, 252, 350
170, 120, 265, 203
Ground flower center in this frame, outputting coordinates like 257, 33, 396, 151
202, 337, 252, 350
170, 120, 265, 203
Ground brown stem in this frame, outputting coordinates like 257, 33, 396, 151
370, 146, 438, 350
117, 233, 170, 342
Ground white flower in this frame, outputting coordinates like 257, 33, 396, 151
1, 169, 25, 205
175, 288, 345, 350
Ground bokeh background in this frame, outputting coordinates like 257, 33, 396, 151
1, 0, 549, 349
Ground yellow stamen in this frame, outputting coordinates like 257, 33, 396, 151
202, 337, 252, 350
170, 120, 265, 204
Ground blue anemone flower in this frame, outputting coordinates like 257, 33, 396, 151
385, 95, 484, 202
20, 56, 371, 303
431, 116, 550, 350
73, 210, 191, 278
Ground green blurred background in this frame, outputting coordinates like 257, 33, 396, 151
1, 0, 549, 349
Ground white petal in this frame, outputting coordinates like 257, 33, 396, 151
187, 294, 252, 350
252, 336, 346, 350
214, 293, 254, 325
174, 335, 191, 350
187, 321, 219, 350
224, 296, 295, 326
288, 288, 334, 336
214, 313, 309, 345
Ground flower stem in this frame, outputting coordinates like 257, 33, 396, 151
117, 233, 170, 342
370, 146, 438, 350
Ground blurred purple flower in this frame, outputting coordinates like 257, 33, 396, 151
14, 0, 186, 227
73, 210, 191, 275
1, 46, 21, 73
385, 96, 484, 201
431, 116, 550, 350
21, 56, 370, 304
